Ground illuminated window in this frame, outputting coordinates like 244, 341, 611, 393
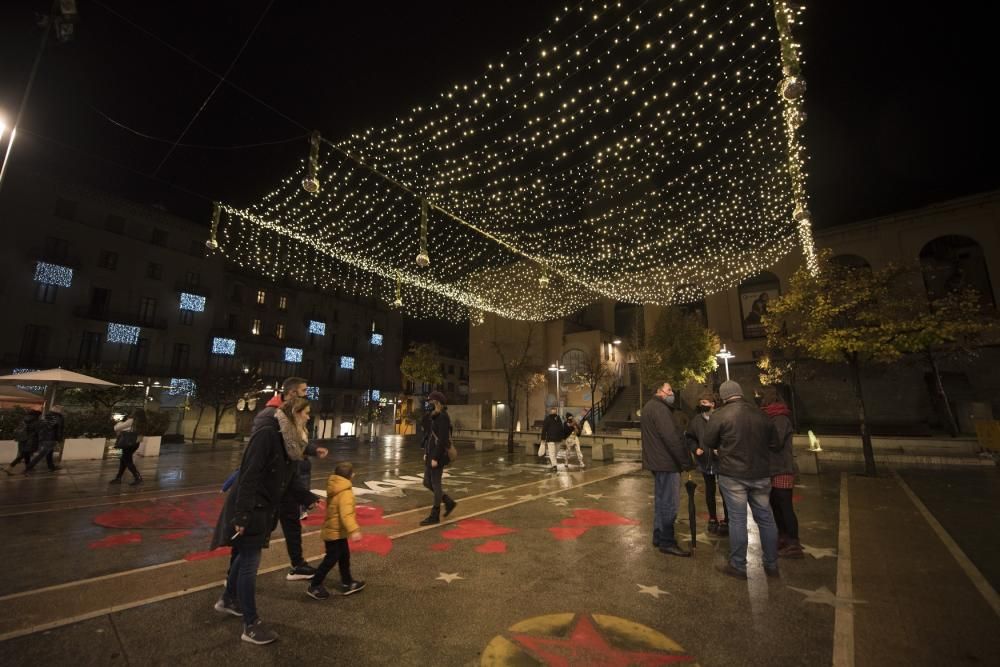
107, 323, 140, 345
284, 347, 303, 363
251, 319, 262, 335
212, 337, 236, 355
179, 293, 206, 312
275, 323, 286, 339
308, 320, 326, 335
278, 295, 288, 311
256, 290, 266, 305
340, 356, 355, 370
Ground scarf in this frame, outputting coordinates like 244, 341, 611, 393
275, 409, 306, 461
763, 402, 792, 418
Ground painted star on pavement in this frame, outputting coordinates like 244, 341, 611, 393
517, 494, 537, 501
789, 586, 866, 608
485, 495, 507, 500
508, 613, 692, 665
637, 584, 670, 599
488, 484, 505, 489
436, 572, 464, 584
585, 493, 605, 500
548, 497, 570, 506
801, 544, 838, 559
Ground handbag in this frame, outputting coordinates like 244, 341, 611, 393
115, 425, 139, 450
430, 431, 458, 462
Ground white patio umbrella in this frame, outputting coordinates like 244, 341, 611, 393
0, 368, 118, 415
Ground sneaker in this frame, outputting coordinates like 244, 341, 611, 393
764, 566, 781, 579
340, 580, 366, 596
715, 562, 747, 580
214, 596, 242, 617
241, 619, 278, 645
286, 563, 317, 581
306, 585, 330, 600
299, 510, 309, 521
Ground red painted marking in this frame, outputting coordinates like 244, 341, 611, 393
549, 526, 589, 541
356, 505, 398, 526
351, 533, 393, 556
88, 532, 142, 549
441, 518, 516, 540
94, 496, 225, 530
161, 530, 194, 540
475, 540, 508, 554
300, 500, 328, 527
430, 542, 453, 551
184, 546, 231, 562
548, 509, 639, 541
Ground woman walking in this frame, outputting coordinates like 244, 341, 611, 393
761, 387, 802, 558
110, 410, 145, 486
419, 390, 457, 525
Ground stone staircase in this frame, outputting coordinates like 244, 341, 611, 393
599, 384, 642, 427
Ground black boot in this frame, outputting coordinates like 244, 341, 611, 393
108, 477, 122, 485
129, 475, 143, 487
443, 495, 457, 518
420, 507, 441, 526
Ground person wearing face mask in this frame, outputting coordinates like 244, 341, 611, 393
686, 392, 729, 536
540, 406, 565, 471
640, 382, 691, 557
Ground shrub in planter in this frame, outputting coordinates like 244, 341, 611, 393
142, 410, 171, 437
0, 407, 30, 440
63, 412, 115, 439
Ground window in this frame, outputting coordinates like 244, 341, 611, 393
105, 214, 126, 234
278, 295, 288, 311
43, 237, 70, 263
284, 347, 303, 363
309, 320, 326, 335
34, 261, 73, 287
180, 310, 194, 325
19, 324, 49, 366
275, 323, 286, 339
138, 297, 158, 326
170, 343, 191, 374
35, 282, 57, 303
251, 318, 262, 335
227, 313, 239, 331
231, 284, 243, 303
185, 271, 200, 287
343, 394, 356, 410
151, 228, 169, 247
126, 338, 149, 373
98, 250, 118, 270
146, 262, 163, 280
340, 356, 355, 369
256, 290, 266, 305
179, 293, 206, 312
53, 198, 77, 220
77, 331, 102, 367
448, 365, 455, 375
90, 288, 111, 316
447, 382, 455, 393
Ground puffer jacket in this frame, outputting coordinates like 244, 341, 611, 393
700, 398, 780, 479
685, 411, 716, 474
320, 474, 360, 541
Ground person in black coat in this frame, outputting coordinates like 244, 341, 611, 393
419, 390, 457, 525
8, 409, 41, 472
24, 405, 64, 474
211, 406, 318, 645
540, 406, 565, 471
640, 383, 691, 557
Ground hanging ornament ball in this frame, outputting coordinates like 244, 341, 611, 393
205, 238, 219, 250
538, 274, 550, 288
301, 176, 321, 193
780, 75, 806, 100
415, 251, 431, 268
793, 205, 810, 223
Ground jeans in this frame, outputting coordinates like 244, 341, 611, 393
718, 475, 779, 571
652, 471, 680, 547
311, 539, 352, 587
225, 545, 263, 626
278, 496, 305, 566
26, 440, 57, 471
770, 487, 799, 540
423, 461, 444, 509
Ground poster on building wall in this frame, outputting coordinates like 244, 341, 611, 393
739, 287, 779, 339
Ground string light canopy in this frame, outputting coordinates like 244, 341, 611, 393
216, 0, 814, 321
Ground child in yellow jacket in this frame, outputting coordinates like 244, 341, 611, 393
306, 462, 366, 600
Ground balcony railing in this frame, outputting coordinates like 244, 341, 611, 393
72, 306, 168, 330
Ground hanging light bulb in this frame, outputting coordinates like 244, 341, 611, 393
415, 199, 431, 267
205, 202, 220, 250
301, 131, 321, 193
538, 268, 550, 288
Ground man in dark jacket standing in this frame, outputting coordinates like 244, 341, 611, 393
540, 406, 564, 471
257, 377, 328, 581
211, 410, 318, 645
701, 380, 781, 579
419, 390, 457, 525
641, 383, 691, 557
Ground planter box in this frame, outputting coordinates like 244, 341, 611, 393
61, 437, 108, 461
137, 435, 162, 457
0, 440, 17, 462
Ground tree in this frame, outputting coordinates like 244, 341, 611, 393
193, 368, 263, 444
63, 366, 143, 414
764, 250, 922, 476
572, 352, 616, 431
523, 371, 547, 430
400, 343, 444, 394
646, 306, 720, 392
492, 322, 536, 455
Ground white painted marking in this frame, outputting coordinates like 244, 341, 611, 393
436, 572, 463, 584
790, 585, 866, 608
833, 474, 855, 667
801, 544, 838, 559
637, 584, 669, 599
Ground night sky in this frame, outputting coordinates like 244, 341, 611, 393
1, 1, 996, 348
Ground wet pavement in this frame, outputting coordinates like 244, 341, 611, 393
0, 437, 997, 665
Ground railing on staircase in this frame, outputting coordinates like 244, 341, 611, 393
583, 377, 624, 432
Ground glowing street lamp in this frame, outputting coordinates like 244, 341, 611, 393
548, 362, 567, 410
716, 344, 735, 381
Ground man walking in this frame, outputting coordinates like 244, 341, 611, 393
640, 383, 691, 557
701, 380, 781, 579
540, 406, 564, 471
24, 405, 64, 474
256, 377, 328, 581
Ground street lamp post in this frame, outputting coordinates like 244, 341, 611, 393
548, 362, 567, 411
716, 345, 735, 381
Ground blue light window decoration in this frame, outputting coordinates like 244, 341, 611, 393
179, 292, 206, 312
305, 386, 320, 400
370, 389, 381, 402
34, 261, 73, 287
212, 337, 236, 355
340, 356, 355, 370
169, 378, 196, 397
284, 347, 303, 363
370, 333, 384, 346
12, 368, 44, 393
107, 323, 140, 345
308, 320, 326, 335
